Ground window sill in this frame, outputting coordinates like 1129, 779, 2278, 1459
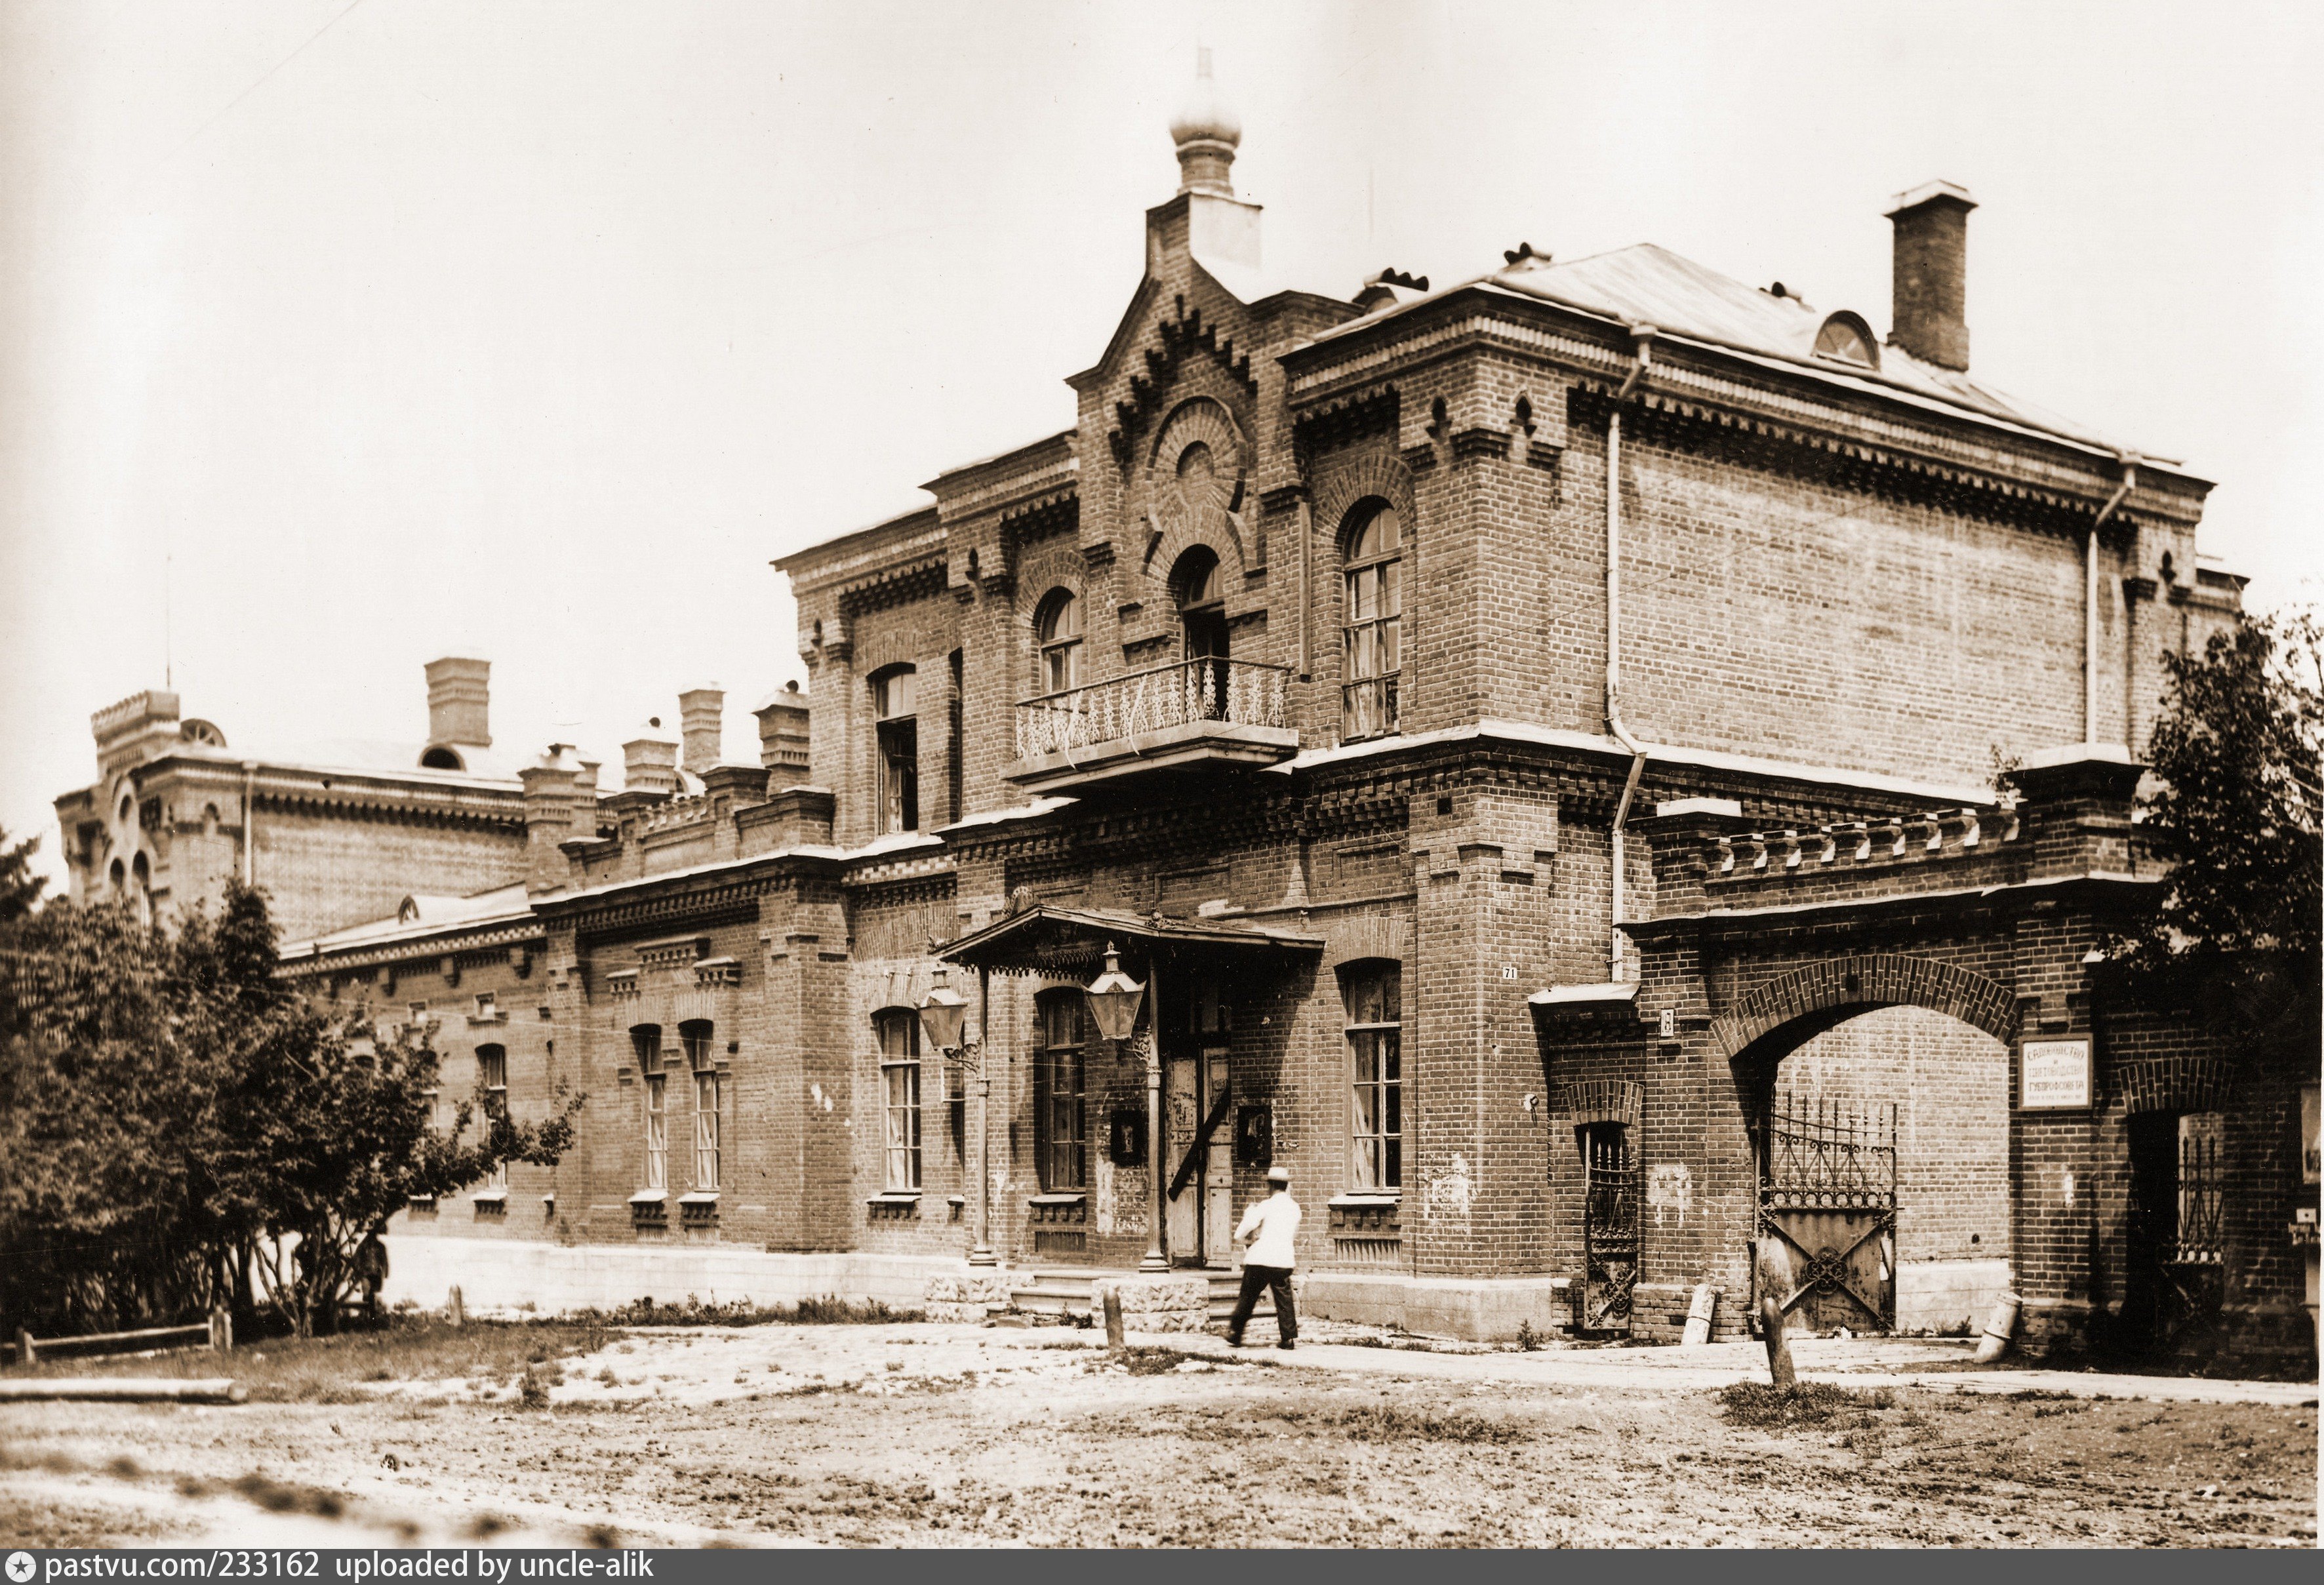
628, 1190, 668, 1206
677, 1192, 721, 1206
1329, 1193, 1401, 1207
868, 1192, 921, 1204
470, 1188, 510, 1204
1028, 1192, 1087, 1206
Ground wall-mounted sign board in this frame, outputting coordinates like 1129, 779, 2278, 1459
2020, 1038, 2093, 1110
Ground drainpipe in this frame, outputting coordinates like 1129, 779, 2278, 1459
2085, 455, 2136, 746
1605, 327, 1655, 981
241, 762, 257, 886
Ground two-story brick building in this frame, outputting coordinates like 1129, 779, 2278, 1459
278, 65, 2314, 1359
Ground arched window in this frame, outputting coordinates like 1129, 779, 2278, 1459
1035, 991, 1089, 1191
1341, 500, 1403, 740
108, 858, 126, 891
875, 1009, 923, 1190
1813, 312, 1878, 368
1172, 547, 1229, 721
420, 746, 464, 771
681, 1020, 719, 1190
1034, 588, 1084, 694
632, 1024, 667, 1192
1341, 961, 1403, 1190
870, 664, 919, 835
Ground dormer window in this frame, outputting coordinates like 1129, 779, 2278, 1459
1813, 312, 1879, 369
420, 746, 464, 771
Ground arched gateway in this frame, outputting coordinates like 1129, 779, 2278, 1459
1530, 749, 2304, 1357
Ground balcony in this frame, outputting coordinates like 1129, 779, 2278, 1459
1004, 657, 1299, 793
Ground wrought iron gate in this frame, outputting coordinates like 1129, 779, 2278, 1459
2127, 1112, 2226, 1354
1580, 1126, 1639, 1335
1755, 1093, 1896, 1333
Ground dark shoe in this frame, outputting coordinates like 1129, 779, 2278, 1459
1226, 1336, 1244, 1348
1277, 1340, 1296, 1350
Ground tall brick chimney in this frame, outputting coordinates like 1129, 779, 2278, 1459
624, 726, 679, 797
678, 687, 725, 776
1885, 180, 1976, 371
519, 745, 580, 891
753, 682, 811, 784
424, 657, 491, 749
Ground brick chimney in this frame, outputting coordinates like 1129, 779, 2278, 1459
623, 727, 679, 797
519, 745, 580, 891
753, 683, 811, 783
1885, 180, 1976, 371
424, 657, 492, 749
679, 686, 725, 775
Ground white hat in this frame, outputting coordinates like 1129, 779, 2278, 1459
1266, 1165, 1290, 1184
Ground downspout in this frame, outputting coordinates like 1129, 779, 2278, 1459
241, 762, 257, 886
2085, 455, 2136, 746
1605, 327, 1655, 981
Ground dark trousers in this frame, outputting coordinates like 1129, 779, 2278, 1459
1226, 1264, 1296, 1344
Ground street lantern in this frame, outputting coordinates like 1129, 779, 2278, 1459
917, 965, 969, 1053
1083, 944, 1146, 1043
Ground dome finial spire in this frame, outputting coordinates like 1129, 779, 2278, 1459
1169, 45, 1240, 197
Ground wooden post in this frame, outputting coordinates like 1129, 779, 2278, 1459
14, 1329, 32, 1369
447, 1285, 466, 1327
1103, 1286, 1125, 1352
209, 1307, 233, 1353
1759, 1296, 1795, 1389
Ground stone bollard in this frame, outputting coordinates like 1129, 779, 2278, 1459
1104, 1288, 1125, 1352
1759, 1296, 1796, 1389
15, 1328, 33, 1369
1681, 1283, 1718, 1347
447, 1285, 466, 1327
208, 1307, 233, 1354
1971, 1289, 2021, 1365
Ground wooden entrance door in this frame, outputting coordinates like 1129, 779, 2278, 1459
1755, 1093, 1897, 1333
1163, 980, 1233, 1266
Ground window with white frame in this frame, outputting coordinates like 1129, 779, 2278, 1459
1340, 501, 1403, 740
681, 1022, 719, 1191
872, 665, 919, 834
1342, 961, 1403, 1190
633, 1025, 666, 1191
877, 1010, 922, 1191
1034, 588, 1084, 694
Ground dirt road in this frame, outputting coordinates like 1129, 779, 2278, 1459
3, 1322, 2314, 1547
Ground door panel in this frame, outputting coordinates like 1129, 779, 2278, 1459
1165, 1054, 1199, 1261
1203, 1047, 1232, 1264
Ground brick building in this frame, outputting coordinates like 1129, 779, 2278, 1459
54, 658, 540, 945
272, 66, 2314, 1358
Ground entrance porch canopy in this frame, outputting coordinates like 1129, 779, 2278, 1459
937, 902, 1322, 979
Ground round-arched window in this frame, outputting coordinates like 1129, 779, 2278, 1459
1341, 500, 1403, 740
108, 858, 126, 891
419, 746, 464, 771
1034, 588, 1083, 694
1172, 546, 1222, 612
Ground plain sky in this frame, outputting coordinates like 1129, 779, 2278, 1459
4, 0, 2321, 892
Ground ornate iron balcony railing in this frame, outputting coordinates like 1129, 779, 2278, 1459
1015, 656, 1293, 763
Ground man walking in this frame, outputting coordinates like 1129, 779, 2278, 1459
1226, 1165, 1300, 1349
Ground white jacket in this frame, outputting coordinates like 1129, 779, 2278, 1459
1235, 1191, 1302, 1269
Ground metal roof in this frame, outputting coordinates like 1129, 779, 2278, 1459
1321, 242, 2154, 461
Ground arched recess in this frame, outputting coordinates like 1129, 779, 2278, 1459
1138, 397, 1252, 588
1712, 953, 2015, 1065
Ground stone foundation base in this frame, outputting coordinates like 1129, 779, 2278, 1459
1091, 1274, 1208, 1333
1302, 1273, 1573, 1342
922, 1272, 1011, 1323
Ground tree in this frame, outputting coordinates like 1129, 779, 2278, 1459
0, 825, 45, 925
0, 883, 580, 1337
2109, 609, 2324, 1026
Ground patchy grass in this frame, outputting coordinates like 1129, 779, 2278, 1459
1294, 1401, 1530, 1445
1717, 1380, 1897, 1432
8, 1316, 613, 1402
563, 1293, 925, 1327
